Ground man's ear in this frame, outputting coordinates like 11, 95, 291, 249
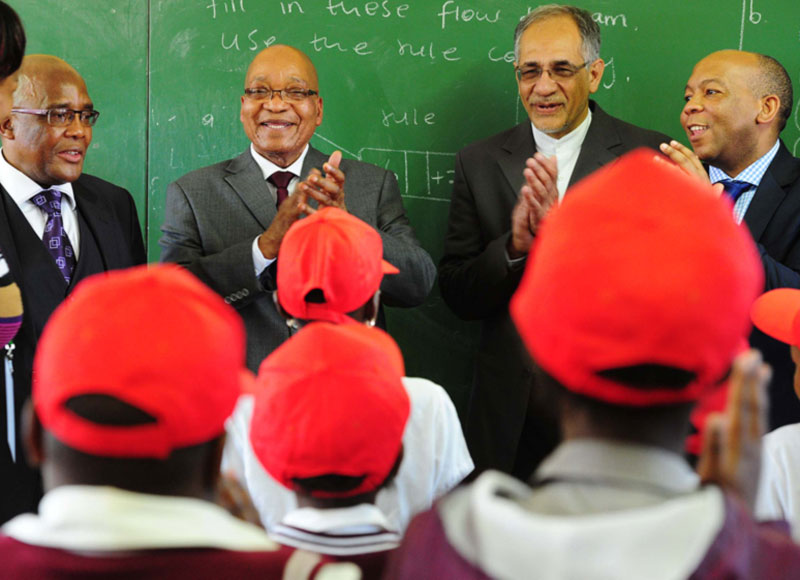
22, 399, 43, 468
0, 116, 15, 140
756, 94, 780, 126
587, 59, 605, 94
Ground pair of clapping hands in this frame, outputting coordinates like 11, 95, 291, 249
509, 141, 721, 260
258, 150, 347, 260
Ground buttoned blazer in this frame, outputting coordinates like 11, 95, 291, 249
438, 101, 670, 473
159, 145, 436, 372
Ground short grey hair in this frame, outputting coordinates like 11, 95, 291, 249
514, 5, 601, 64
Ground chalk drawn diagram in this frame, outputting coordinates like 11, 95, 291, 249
313, 133, 455, 202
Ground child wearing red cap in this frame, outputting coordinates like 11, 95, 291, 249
752, 288, 800, 540
388, 151, 800, 579
223, 207, 472, 533
0, 266, 349, 578
250, 322, 410, 578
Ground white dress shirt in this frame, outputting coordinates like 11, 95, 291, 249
0, 149, 80, 258
531, 108, 593, 201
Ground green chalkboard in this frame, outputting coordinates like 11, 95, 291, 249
12, 1, 800, 418
11, 1, 148, 232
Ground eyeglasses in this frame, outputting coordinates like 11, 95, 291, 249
243, 87, 319, 102
11, 108, 100, 127
515, 62, 590, 83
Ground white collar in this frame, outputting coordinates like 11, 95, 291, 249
534, 438, 700, 495
280, 503, 395, 535
249, 143, 309, 181
438, 470, 724, 580
0, 148, 76, 210
531, 106, 593, 156
2, 485, 279, 552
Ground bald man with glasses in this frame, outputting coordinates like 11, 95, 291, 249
160, 45, 435, 372
0, 54, 145, 524
439, 5, 670, 480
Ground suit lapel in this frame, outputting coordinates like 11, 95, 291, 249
224, 150, 275, 230
301, 146, 328, 179
498, 123, 536, 200
72, 179, 113, 271
570, 103, 622, 187
744, 142, 799, 241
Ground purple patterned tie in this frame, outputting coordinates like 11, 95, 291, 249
31, 189, 76, 284
268, 171, 294, 208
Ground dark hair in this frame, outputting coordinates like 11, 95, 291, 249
0, 1, 26, 79
532, 362, 696, 445
44, 394, 222, 495
754, 53, 793, 133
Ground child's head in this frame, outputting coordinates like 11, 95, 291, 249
752, 289, 800, 399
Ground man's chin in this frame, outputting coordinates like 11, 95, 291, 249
531, 116, 567, 135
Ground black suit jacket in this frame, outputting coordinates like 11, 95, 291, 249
0, 173, 146, 523
438, 101, 670, 475
741, 141, 800, 428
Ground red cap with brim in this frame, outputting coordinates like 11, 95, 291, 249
751, 288, 800, 345
277, 207, 398, 324
250, 322, 409, 498
34, 264, 249, 459
510, 150, 763, 406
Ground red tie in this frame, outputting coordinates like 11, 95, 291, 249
269, 171, 294, 208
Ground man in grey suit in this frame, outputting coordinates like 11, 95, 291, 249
439, 5, 669, 479
160, 45, 435, 371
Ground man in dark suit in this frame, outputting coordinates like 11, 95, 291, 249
0, 55, 146, 523
160, 45, 435, 372
439, 5, 669, 479
660, 50, 800, 430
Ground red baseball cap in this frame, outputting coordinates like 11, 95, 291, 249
250, 322, 409, 498
34, 264, 251, 459
510, 149, 763, 405
276, 207, 399, 324
751, 288, 800, 345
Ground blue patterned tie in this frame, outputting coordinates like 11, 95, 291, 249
720, 179, 752, 204
31, 189, 76, 284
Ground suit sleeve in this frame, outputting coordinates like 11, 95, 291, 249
438, 151, 525, 321
374, 169, 436, 308
159, 180, 263, 308
758, 242, 800, 291
123, 191, 147, 266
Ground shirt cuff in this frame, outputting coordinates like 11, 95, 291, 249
505, 249, 527, 270
252, 236, 276, 277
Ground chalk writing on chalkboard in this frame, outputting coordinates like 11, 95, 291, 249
314, 133, 455, 201
739, 0, 762, 49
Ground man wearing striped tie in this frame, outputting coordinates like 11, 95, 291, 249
660, 50, 800, 431
0, 54, 146, 524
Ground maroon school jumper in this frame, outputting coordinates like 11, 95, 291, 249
0, 536, 339, 579
386, 487, 800, 579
